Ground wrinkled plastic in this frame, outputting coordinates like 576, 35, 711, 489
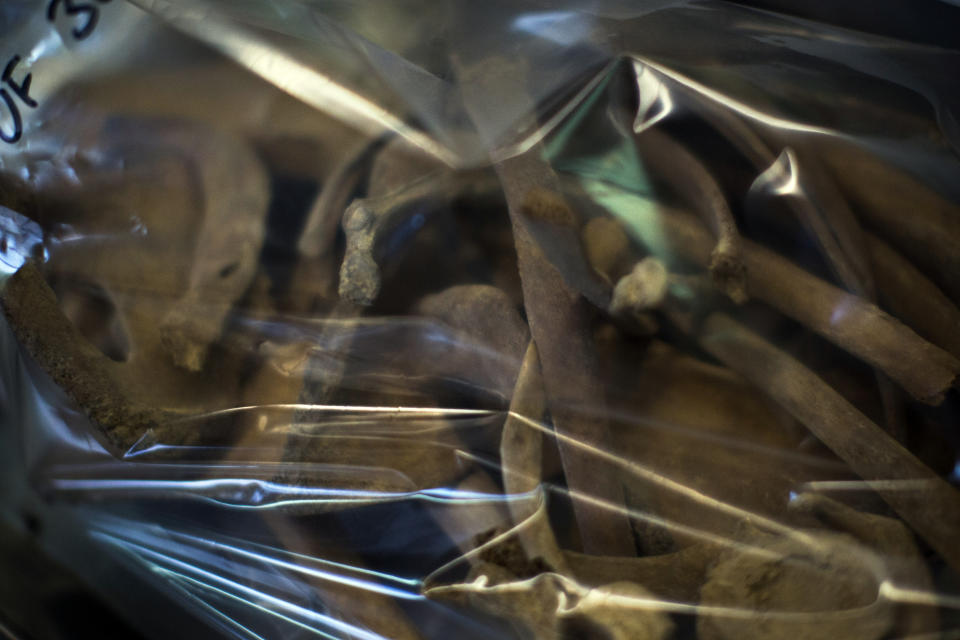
1, 1, 960, 639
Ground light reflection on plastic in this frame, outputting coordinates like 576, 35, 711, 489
442, 567, 895, 621
507, 411, 799, 540
581, 179, 670, 265
93, 532, 396, 640
635, 57, 836, 137
752, 149, 800, 198
163, 530, 422, 600
830, 298, 852, 326
172, 573, 345, 640
880, 579, 960, 610
165, 403, 496, 422
52, 476, 515, 510
511, 11, 589, 46
800, 478, 946, 493
633, 61, 674, 133
176, 592, 275, 640
135, 0, 459, 167
0, 205, 45, 276
88, 517, 430, 637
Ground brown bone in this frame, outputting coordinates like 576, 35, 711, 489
696, 312, 960, 573
591, 197, 960, 404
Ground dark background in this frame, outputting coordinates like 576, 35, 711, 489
731, 0, 960, 49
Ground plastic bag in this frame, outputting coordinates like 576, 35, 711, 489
1, 1, 960, 638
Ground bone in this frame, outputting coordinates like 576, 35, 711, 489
500, 342, 568, 572
816, 138, 960, 304
595, 330, 848, 550
634, 127, 747, 303
679, 105, 877, 300
564, 543, 714, 603
293, 291, 526, 411
338, 169, 498, 305
581, 215, 641, 284
414, 284, 529, 396
789, 493, 939, 637
599, 196, 960, 405
867, 231, 960, 360
1, 123, 252, 450
332, 134, 499, 306
297, 136, 388, 261
494, 167, 637, 557
609, 258, 669, 319
732, 232, 959, 406
748, 145, 875, 298
34, 114, 269, 376
671, 108, 904, 436
283, 137, 388, 314
274, 292, 530, 507
697, 530, 894, 640
40, 115, 270, 373
455, 56, 637, 557
748, 139, 907, 436
9, 45, 960, 637
298, 137, 491, 422
604, 259, 958, 565
1, 262, 163, 450
145, 121, 271, 372
696, 312, 960, 573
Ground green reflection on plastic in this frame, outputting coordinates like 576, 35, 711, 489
541, 67, 667, 265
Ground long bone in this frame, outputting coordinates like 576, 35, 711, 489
579, 194, 960, 405
607, 253, 960, 571
453, 55, 637, 557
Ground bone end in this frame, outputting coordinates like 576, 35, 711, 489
159, 320, 208, 372
610, 258, 669, 316
338, 251, 380, 306
709, 247, 748, 304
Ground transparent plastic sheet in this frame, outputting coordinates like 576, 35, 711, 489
1, 1, 960, 639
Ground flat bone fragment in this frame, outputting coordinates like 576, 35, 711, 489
698, 531, 894, 640
789, 493, 939, 637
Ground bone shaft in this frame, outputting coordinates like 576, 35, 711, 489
636, 128, 740, 255
497, 154, 636, 557
697, 312, 960, 573
818, 140, 960, 303
868, 232, 960, 360
652, 206, 960, 404
501, 342, 568, 571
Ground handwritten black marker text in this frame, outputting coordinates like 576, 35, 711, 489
47, 0, 114, 42
0, 0, 112, 144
